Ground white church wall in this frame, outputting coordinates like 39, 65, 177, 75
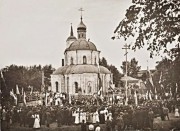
83, 73, 98, 95
65, 50, 100, 66
66, 73, 99, 95
91, 51, 100, 65
66, 51, 76, 65
51, 75, 61, 92
51, 72, 113, 96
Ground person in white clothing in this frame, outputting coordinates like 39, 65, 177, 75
79, 110, 83, 123
108, 111, 112, 121
33, 112, 40, 129
95, 123, 101, 131
82, 112, 87, 123
92, 112, 96, 123
74, 110, 80, 124
88, 124, 94, 131
104, 107, 108, 121
95, 110, 100, 123
174, 106, 180, 117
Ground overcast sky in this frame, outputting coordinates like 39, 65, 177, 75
0, 0, 162, 72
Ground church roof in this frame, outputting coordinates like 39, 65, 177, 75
66, 36, 77, 41
52, 65, 111, 75
65, 39, 97, 51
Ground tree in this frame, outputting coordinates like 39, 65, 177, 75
121, 58, 141, 78
99, 57, 122, 87
42, 65, 55, 90
108, 65, 122, 87
99, 57, 108, 68
1, 64, 55, 92
113, 0, 180, 58
172, 55, 180, 95
154, 57, 180, 97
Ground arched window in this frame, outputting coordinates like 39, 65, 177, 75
95, 57, 97, 65
55, 82, 59, 92
83, 56, 87, 64
75, 82, 78, 93
88, 82, 92, 93
71, 57, 73, 65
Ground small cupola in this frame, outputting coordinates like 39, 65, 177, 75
66, 23, 77, 48
77, 16, 86, 39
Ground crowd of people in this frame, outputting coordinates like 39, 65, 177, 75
1, 94, 180, 131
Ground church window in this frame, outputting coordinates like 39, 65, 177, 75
55, 82, 59, 92
75, 82, 78, 93
83, 56, 87, 64
88, 82, 92, 93
71, 57, 73, 65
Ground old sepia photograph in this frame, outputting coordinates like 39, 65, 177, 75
0, 0, 180, 131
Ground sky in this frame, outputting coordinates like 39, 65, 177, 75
0, 0, 162, 73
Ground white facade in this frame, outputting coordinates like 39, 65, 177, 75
51, 17, 113, 96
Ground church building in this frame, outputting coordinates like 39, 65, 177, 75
51, 16, 113, 97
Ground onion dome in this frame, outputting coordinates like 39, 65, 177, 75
77, 16, 86, 30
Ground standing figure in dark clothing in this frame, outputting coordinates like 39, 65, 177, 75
19, 108, 26, 127
105, 116, 112, 131
160, 103, 165, 121
67, 107, 72, 125
45, 111, 51, 127
148, 108, 154, 131
64, 108, 69, 125
56, 108, 62, 127
81, 120, 87, 131
111, 117, 116, 131
27, 110, 34, 128
117, 113, 124, 131
163, 106, 170, 120
99, 109, 105, 124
